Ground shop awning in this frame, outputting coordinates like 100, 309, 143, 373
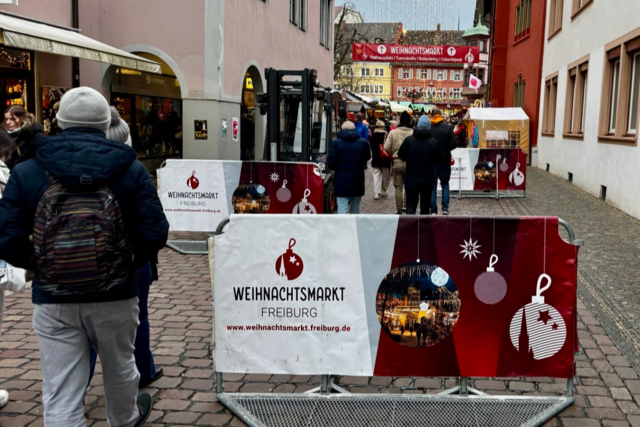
389, 102, 412, 113
0, 12, 161, 74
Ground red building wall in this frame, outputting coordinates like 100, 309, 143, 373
490, 0, 547, 149
391, 65, 465, 107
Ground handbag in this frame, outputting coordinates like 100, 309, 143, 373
0, 260, 26, 294
379, 134, 393, 161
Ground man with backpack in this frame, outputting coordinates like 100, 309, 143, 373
0, 87, 169, 426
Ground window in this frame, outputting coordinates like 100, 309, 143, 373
435, 87, 447, 99
513, 74, 525, 108
435, 69, 447, 80
572, 0, 593, 18
359, 85, 383, 94
319, 0, 331, 48
361, 68, 371, 77
450, 88, 463, 99
344, 67, 354, 77
598, 30, 640, 142
298, 0, 306, 30
397, 86, 404, 98
564, 58, 589, 137
401, 69, 413, 79
542, 74, 558, 134
419, 69, 431, 80
374, 68, 385, 77
515, 0, 532, 40
548, 0, 563, 38
452, 70, 462, 81
290, 0, 297, 24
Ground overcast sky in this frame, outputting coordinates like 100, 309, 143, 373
336, 0, 478, 31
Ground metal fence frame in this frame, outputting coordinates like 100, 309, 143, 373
210, 217, 583, 427
453, 149, 527, 200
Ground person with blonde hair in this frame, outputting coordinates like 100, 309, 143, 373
2, 105, 43, 170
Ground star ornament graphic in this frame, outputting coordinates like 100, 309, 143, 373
460, 238, 481, 260
537, 310, 553, 325
270, 172, 280, 183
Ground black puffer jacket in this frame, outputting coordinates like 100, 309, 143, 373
6, 122, 44, 170
397, 127, 440, 190
327, 129, 371, 197
0, 127, 169, 304
430, 121, 457, 166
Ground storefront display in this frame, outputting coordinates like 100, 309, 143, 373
0, 46, 34, 112
111, 68, 183, 169
41, 86, 68, 135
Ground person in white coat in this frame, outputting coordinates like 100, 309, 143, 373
0, 129, 14, 407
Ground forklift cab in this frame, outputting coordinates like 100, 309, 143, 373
258, 68, 338, 212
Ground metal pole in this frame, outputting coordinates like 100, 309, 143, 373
458, 156, 462, 199
71, 0, 80, 88
566, 378, 574, 397
460, 377, 468, 396
216, 372, 224, 394
321, 375, 329, 394
496, 153, 500, 200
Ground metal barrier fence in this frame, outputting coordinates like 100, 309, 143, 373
209, 216, 582, 427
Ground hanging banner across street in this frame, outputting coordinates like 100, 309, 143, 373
157, 160, 324, 232
214, 215, 578, 378
352, 43, 481, 64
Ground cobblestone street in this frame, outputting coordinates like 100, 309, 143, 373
2, 167, 640, 426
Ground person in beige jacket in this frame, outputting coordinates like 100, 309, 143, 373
384, 111, 414, 214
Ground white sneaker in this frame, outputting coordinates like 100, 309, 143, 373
0, 389, 9, 408
374, 194, 380, 200
381, 191, 388, 196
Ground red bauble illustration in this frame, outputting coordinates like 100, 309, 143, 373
186, 170, 200, 189
275, 238, 304, 281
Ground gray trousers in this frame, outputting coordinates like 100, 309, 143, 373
33, 298, 141, 427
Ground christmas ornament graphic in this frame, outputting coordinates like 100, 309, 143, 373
275, 238, 304, 281
186, 170, 200, 189
431, 267, 450, 287
475, 254, 507, 305
474, 218, 507, 305
460, 217, 481, 261
232, 162, 270, 214
509, 163, 525, 187
277, 179, 292, 203
509, 274, 567, 360
270, 172, 280, 183
509, 219, 566, 360
292, 188, 317, 214
499, 157, 509, 172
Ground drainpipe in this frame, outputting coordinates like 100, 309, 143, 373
72, 0, 80, 87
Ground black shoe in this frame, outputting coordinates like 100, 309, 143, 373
397, 210, 403, 215
139, 367, 163, 389
442, 210, 449, 216
134, 393, 153, 427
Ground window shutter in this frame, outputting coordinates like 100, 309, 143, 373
409, 69, 414, 79
398, 68, 403, 79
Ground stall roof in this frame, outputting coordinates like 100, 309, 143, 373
465, 107, 529, 122
0, 11, 161, 74
389, 102, 412, 113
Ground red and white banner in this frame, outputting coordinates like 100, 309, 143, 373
352, 44, 480, 64
215, 215, 578, 377
158, 160, 324, 232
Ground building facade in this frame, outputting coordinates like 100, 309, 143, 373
490, 0, 546, 158
0, 0, 334, 169
390, 29, 466, 112
336, 62, 393, 99
537, 0, 640, 219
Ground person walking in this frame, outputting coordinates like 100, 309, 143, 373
398, 115, 440, 215
353, 113, 370, 141
1, 105, 44, 170
327, 121, 371, 214
0, 87, 169, 426
87, 107, 164, 390
384, 111, 413, 214
0, 129, 15, 409
370, 120, 391, 200
429, 108, 457, 215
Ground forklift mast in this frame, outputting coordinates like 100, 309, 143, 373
258, 68, 333, 163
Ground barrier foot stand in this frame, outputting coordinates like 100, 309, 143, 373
437, 378, 488, 397
304, 376, 351, 395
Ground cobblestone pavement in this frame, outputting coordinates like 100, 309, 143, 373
1, 167, 640, 426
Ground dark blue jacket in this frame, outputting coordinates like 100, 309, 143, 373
327, 129, 371, 197
0, 128, 169, 304
354, 121, 370, 141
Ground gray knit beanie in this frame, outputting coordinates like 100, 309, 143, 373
57, 87, 110, 132
106, 107, 132, 146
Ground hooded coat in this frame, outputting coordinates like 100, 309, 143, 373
370, 123, 391, 169
327, 129, 371, 197
6, 122, 44, 170
429, 118, 457, 166
397, 127, 440, 190
0, 127, 169, 304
